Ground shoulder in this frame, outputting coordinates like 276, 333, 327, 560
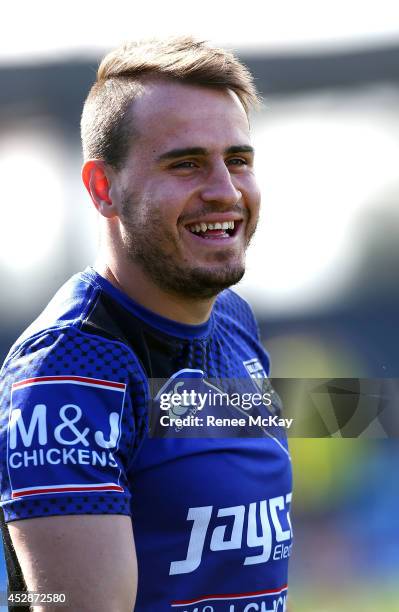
213, 288, 259, 336
1, 271, 148, 420
3, 270, 100, 366
2, 270, 143, 376
213, 289, 271, 376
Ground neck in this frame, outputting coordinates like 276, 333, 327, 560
94, 257, 216, 326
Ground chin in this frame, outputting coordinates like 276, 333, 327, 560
131, 246, 246, 300
170, 264, 246, 299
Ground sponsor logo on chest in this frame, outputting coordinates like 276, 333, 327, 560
170, 493, 293, 576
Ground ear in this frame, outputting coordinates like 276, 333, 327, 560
81, 160, 118, 219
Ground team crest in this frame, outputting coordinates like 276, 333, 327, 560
243, 358, 267, 390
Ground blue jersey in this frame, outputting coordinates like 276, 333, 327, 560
0, 268, 292, 611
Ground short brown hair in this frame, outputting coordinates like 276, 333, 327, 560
81, 36, 260, 170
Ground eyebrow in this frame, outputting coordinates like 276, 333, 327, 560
157, 145, 254, 162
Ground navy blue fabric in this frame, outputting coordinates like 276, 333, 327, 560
0, 269, 292, 611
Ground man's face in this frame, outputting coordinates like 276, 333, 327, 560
114, 80, 261, 299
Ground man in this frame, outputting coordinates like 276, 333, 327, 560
0, 37, 292, 611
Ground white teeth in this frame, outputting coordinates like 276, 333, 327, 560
188, 220, 236, 233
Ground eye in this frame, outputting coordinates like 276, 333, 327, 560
226, 157, 248, 166
172, 161, 198, 169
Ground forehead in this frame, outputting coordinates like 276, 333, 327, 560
128, 80, 251, 153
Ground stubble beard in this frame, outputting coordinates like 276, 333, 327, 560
120, 194, 257, 300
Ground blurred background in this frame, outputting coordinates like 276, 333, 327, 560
1, 1, 399, 610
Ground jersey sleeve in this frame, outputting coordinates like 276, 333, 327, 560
0, 327, 148, 522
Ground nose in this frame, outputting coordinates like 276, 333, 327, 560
200, 162, 242, 207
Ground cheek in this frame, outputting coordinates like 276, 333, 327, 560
149, 181, 193, 223
241, 177, 261, 215
144, 198, 185, 232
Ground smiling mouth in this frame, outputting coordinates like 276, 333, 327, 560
186, 220, 241, 240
